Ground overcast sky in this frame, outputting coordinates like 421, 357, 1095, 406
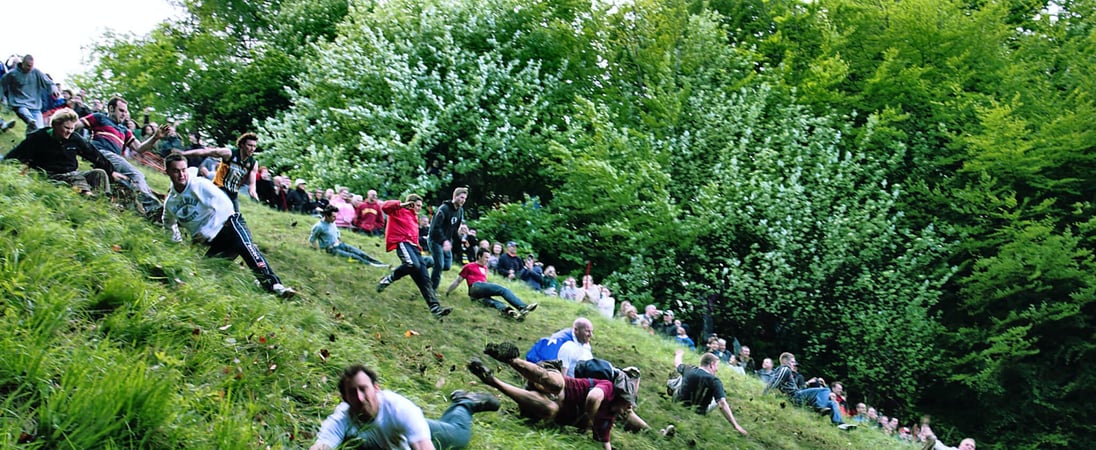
5, 0, 180, 85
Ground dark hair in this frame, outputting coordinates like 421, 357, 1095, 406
474, 247, 488, 260
338, 364, 379, 402
323, 205, 339, 216
107, 96, 126, 111
164, 151, 187, 167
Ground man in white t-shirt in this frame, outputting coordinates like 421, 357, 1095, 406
557, 317, 594, 377
310, 364, 499, 450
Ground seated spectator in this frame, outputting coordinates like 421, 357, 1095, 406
445, 248, 538, 320
754, 358, 775, 384
519, 255, 545, 291
541, 265, 559, 295
309, 205, 388, 268
641, 304, 661, 325
330, 187, 356, 228
762, 352, 852, 429
495, 241, 522, 279
353, 189, 385, 235
636, 318, 656, 336
3, 107, 121, 197
830, 381, 850, 418
308, 364, 499, 450
467, 347, 636, 450
734, 345, 755, 373
726, 355, 746, 375
658, 310, 678, 337
711, 338, 733, 363
673, 327, 696, 350
559, 277, 578, 301
486, 241, 503, 272
667, 349, 748, 436
305, 187, 329, 216
596, 286, 615, 319
574, 274, 601, 305
287, 179, 310, 213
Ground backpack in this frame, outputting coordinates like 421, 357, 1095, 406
574, 358, 641, 407
525, 328, 573, 363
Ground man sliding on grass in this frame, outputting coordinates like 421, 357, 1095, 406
445, 247, 538, 320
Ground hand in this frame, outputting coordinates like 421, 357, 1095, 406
735, 424, 748, 436
112, 172, 130, 182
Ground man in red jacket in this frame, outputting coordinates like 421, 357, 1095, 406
376, 194, 453, 317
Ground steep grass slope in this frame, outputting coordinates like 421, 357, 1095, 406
0, 150, 915, 449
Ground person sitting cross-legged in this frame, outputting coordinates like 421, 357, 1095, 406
445, 247, 538, 320
310, 205, 389, 268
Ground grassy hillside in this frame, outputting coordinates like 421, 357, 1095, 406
0, 135, 919, 449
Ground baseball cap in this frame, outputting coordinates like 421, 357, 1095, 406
295, 178, 306, 186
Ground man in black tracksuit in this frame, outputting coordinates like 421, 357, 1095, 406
428, 187, 467, 290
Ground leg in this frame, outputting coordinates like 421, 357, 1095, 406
508, 358, 565, 395
429, 239, 444, 290
427, 404, 474, 449
98, 149, 162, 214
83, 169, 110, 196
207, 214, 283, 291
468, 283, 518, 313
478, 369, 559, 421
331, 243, 385, 266
469, 282, 527, 309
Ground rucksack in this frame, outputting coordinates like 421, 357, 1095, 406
574, 358, 641, 407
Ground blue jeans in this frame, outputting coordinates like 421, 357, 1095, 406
12, 106, 42, 132
98, 149, 162, 214
468, 282, 527, 312
350, 400, 474, 449
428, 239, 452, 290
327, 242, 384, 266
793, 387, 843, 424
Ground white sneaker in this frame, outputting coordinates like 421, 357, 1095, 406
272, 283, 297, 298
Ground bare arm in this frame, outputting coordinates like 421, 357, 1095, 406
716, 398, 748, 436
247, 160, 259, 200
583, 387, 606, 429
445, 276, 464, 296
673, 348, 685, 367
409, 439, 436, 450
179, 146, 232, 160
132, 123, 169, 154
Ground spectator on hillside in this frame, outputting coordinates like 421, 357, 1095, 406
467, 348, 636, 450
198, 155, 220, 180
541, 265, 559, 295
446, 247, 538, 320
287, 179, 310, 213
726, 355, 746, 375
596, 286, 615, 319
559, 277, 578, 301
3, 107, 122, 196
641, 304, 661, 325
574, 274, 601, 305
256, 169, 276, 207
353, 189, 385, 235
428, 187, 467, 290
667, 349, 749, 436
673, 327, 696, 350
495, 241, 522, 279
711, 339, 733, 363
1, 55, 52, 133
734, 345, 755, 373
273, 176, 291, 211
487, 242, 503, 272
658, 310, 678, 337
519, 255, 545, 291
830, 381, 850, 418
310, 205, 388, 268
331, 187, 356, 228
161, 152, 296, 298
156, 122, 184, 157
305, 187, 329, 216
74, 96, 168, 219
762, 352, 852, 429
375, 193, 453, 317
917, 415, 936, 443
308, 364, 499, 450
176, 132, 261, 213
755, 358, 775, 384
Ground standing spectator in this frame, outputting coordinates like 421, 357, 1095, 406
161, 153, 296, 298
3, 107, 121, 196
309, 364, 499, 450
1, 55, 52, 133
596, 286, 615, 319
177, 132, 261, 212
445, 248, 538, 320
574, 274, 601, 305
428, 187, 467, 290
375, 194, 453, 317
157, 122, 185, 156
310, 205, 388, 268
75, 96, 167, 219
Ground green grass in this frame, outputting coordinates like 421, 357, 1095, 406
0, 132, 919, 448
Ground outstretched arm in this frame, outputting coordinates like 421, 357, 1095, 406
716, 398, 748, 436
445, 276, 464, 296
132, 123, 168, 154
583, 387, 606, 430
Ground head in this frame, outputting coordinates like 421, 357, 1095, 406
830, 381, 844, 396
367, 189, 378, 201
778, 352, 796, 368
322, 205, 339, 222
295, 179, 307, 191
856, 403, 867, 416
506, 241, 517, 256
761, 357, 773, 370
866, 407, 878, 420
699, 353, 720, 372
452, 187, 468, 208
478, 239, 490, 251
564, 277, 576, 287
235, 132, 259, 157
107, 97, 129, 123
339, 187, 351, 200
662, 311, 674, 323
49, 108, 79, 140
544, 265, 556, 277
351, 194, 363, 206
141, 123, 156, 137
458, 223, 469, 236
572, 317, 593, 345
404, 194, 423, 213
738, 345, 750, 359
645, 304, 658, 317
582, 274, 594, 287
164, 152, 189, 191
676, 326, 687, 337
19, 55, 34, 72
475, 247, 490, 265
338, 365, 382, 422
958, 438, 976, 450
492, 242, 502, 254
